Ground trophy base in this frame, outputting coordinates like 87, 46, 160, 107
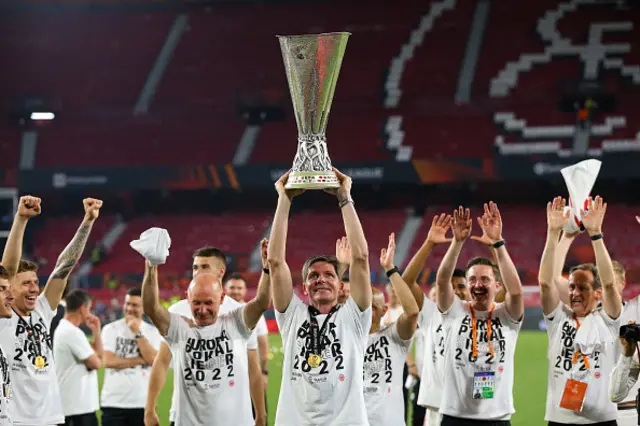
285, 171, 340, 189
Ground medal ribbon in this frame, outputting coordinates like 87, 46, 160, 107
12, 309, 44, 360
571, 316, 590, 369
469, 304, 495, 358
308, 304, 340, 358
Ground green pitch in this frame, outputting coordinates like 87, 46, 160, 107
96, 331, 549, 426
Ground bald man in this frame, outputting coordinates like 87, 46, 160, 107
141, 261, 271, 426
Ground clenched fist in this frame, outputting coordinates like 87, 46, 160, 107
17, 195, 41, 219
83, 198, 103, 221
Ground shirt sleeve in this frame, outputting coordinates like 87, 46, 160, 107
35, 293, 57, 327
543, 301, 569, 335
224, 306, 253, 341
144, 323, 164, 350
418, 296, 436, 329
610, 352, 640, 403
344, 296, 372, 340
441, 296, 466, 329
165, 313, 192, 345
67, 327, 96, 362
275, 294, 306, 342
247, 331, 258, 351
256, 316, 269, 337
101, 323, 116, 353
391, 322, 413, 353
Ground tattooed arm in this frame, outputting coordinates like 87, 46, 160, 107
43, 198, 102, 310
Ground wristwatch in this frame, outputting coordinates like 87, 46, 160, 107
134, 332, 143, 339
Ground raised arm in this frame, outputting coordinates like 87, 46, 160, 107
2, 196, 40, 278
471, 215, 503, 301
245, 238, 271, 330
335, 236, 350, 280
480, 202, 523, 320
553, 231, 577, 305
403, 214, 452, 308
436, 207, 471, 312
328, 168, 370, 311
43, 198, 102, 310
539, 197, 568, 315
582, 196, 621, 318
381, 233, 419, 340
267, 171, 304, 313
141, 262, 171, 336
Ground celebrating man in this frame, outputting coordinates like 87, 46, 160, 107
539, 196, 621, 425
436, 203, 524, 425
267, 168, 372, 425
0, 197, 101, 426
101, 287, 163, 426
142, 243, 271, 425
363, 233, 419, 426
144, 245, 266, 426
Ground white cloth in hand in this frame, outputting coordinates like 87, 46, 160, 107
560, 159, 601, 234
130, 227, 171, 265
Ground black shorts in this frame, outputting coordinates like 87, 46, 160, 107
100, 407, 145, 426
441, 415, 511, 426
64, 412, 98, 426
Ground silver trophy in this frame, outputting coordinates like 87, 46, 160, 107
277, 32, 350, 189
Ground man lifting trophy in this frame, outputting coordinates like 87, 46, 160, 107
277, 32, 350, 189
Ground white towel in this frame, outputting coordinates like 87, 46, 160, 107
130, 227, 171, 265
560, 159, 601, 234
574, 312, 614, 356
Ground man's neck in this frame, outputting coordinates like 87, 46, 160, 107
64, 313, 83, 327
369, 321, 381, 334
471, 301, 493, 312
13, 306, 30, 317
312, 301, 338, 315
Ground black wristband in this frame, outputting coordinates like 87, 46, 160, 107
590, 233, 604, 241
492, 240, 505, 249
263, 267, 270, 274
262, 369, 269, 375
385, 266, 400, 278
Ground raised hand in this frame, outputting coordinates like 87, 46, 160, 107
17, 195, 41, 218
470, 216, 492, 246
260, 238, 269, 268
546, 196, 570, 231
83, 198, 103, 221
426, 214, 453, 245
85, 314, 101, 333
480, 201, 503, 243
452, 206, 473, 242
581, 196, 606, 235
323, 167, 352, 202
335, 236, 351, 266
274, 170, 305, 201
125, 315, 142, 334
380, 233, 396, 271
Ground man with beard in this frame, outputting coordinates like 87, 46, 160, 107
363, 233, 419, 426
539, 196, 621, 426
267, 169, 372, 425
53, 289, 103, 426
401, 213, 471, 426
141, 243, 271, 425
144, 244, 266, 426
0, 197, 102, 426
100, 287, 163, 426
436, 203, 524, 425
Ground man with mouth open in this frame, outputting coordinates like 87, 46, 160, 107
435, 203, 524, 426
539, 196, 621, 426
267, 168, 372, 426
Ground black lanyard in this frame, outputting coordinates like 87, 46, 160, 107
307, 304, 340, 357
13, 309, 43, 358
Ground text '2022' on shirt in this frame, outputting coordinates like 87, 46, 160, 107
165, 306, 254, 426
0, 293, 64, 425
275, 295, 372, 426
100, 318, 163, 409
544, 302, 620, 424
363, 321, 412, 426
440, 297, 522, 421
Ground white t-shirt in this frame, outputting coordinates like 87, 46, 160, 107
439, 297, 522, 421
167, 297, 257, 422
0, 293, 64, 425
275, 295, 372, 426
100, 318, 163, 408
381, 305, 403, 327
618, 297, 640, 404
364, 322, 412, 426
0, 330, 12, 426
544, 302, 620, 424
255, 316, 268, 337
416, 297, 444, 410
53, 319, 99, 417
166, 307, 254, 426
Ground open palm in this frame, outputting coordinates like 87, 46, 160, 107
481, 202, 503, 242
581, 196, 606, 234
380, 233, 396, 270
452, 206, 472, 241
547, 196, 569, 231
426, 213, 453, 245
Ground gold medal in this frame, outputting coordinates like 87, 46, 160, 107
307, 354, 322, 368
34, 356, 45, 369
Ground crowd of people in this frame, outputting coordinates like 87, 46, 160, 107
0, 167, 638, 426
